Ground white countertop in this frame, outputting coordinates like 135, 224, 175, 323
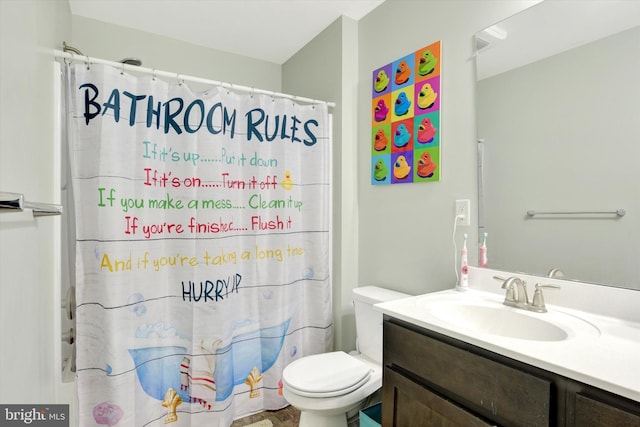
375, 267, 640, 402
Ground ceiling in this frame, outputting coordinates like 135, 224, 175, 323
68, 0, 385, 65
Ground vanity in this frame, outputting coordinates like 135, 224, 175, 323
375, 2, 640, 424
375, 267, 640, 426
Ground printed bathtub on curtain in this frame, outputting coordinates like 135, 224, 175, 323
64, 63, 332, 426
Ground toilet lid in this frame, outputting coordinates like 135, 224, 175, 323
283, 351, 372, 398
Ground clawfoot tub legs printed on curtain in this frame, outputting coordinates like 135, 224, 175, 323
245, 366, 263, 398
161, 388, 183, 424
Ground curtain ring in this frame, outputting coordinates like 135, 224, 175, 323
151, 69, 157, 81
85, 55, 91, 70
64, 50, 73, 66
250, 87, 255, 99
120, 62, 125, 75
176, 73, 183, 85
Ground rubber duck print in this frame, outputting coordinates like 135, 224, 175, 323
394, 124, 411, 148
393, 155, 411, 180
374, 69, 390, 93
417, 152, 437, 178
281, 171, 294, 190
374, 159, 388, 181
394, 60, 411, 85
374, 99, 389, 122
394, 92, 411, 116
374, 128, 389, 151
418, 50, 438, 76
417, 117, 437, 143
417, 82, 438, 109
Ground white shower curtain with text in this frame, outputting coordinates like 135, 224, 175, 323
65, 63, 332, 427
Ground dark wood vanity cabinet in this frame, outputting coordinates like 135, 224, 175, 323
382, 317, 640, 427
566, 385, 640, 427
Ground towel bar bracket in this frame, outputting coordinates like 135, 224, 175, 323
0, 191, 63, 217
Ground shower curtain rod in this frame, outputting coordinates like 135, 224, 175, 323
53, 49, 336, 108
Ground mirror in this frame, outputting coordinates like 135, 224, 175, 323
475, 1, 640, 290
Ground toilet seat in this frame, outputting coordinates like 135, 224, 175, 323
283, 351, 372, 398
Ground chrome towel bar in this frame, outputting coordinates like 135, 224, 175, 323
0, 191, 62, 217
526, 209, 626, 217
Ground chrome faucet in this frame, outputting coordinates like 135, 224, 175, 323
494, 276, 528, 307
493, 276, 560, 313
547, 268, 565, 279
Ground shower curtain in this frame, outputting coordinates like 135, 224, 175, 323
64, 63, 332, 426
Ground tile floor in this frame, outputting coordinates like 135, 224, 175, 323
230, 404, 365, 427
230, 405, 300, 426
230, 390, 381, 426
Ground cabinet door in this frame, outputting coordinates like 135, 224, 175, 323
382, 367, 494, 427
572, 393, 640, 427
384, 320, 552, 426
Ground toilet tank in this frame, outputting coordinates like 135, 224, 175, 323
353, 286, 409, 364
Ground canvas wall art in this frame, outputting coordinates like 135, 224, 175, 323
371, 41, 441, 185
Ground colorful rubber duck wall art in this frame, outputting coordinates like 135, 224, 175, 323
374, 99, 389, 122
370, 40, 441, 185
374, 128, 389, 151
417, 83, 438, 110
417, 117, 437, 144
394, 92, 411, 116
418, 50, 438, 76
417, 151, 437, 178
393, 155, 411, 180
394, 60, 411, 85
374, 159, 389, 181
374, 69, 390, 93
394, 123, 411, 148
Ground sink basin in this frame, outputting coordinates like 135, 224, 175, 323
415, 294, 600, 342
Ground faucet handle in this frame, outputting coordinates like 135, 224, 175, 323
531, 283, 561, 312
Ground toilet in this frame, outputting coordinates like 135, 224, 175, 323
282, 286, 409, 427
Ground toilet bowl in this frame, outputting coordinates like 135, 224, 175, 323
282, 286, 409, 427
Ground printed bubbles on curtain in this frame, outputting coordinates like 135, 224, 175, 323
66, 63, 331, 426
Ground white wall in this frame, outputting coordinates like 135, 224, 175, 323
356, 0, 540, 296
283, 17, 360, 351
0, 0, 72, 408
71, 15, 282, 92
